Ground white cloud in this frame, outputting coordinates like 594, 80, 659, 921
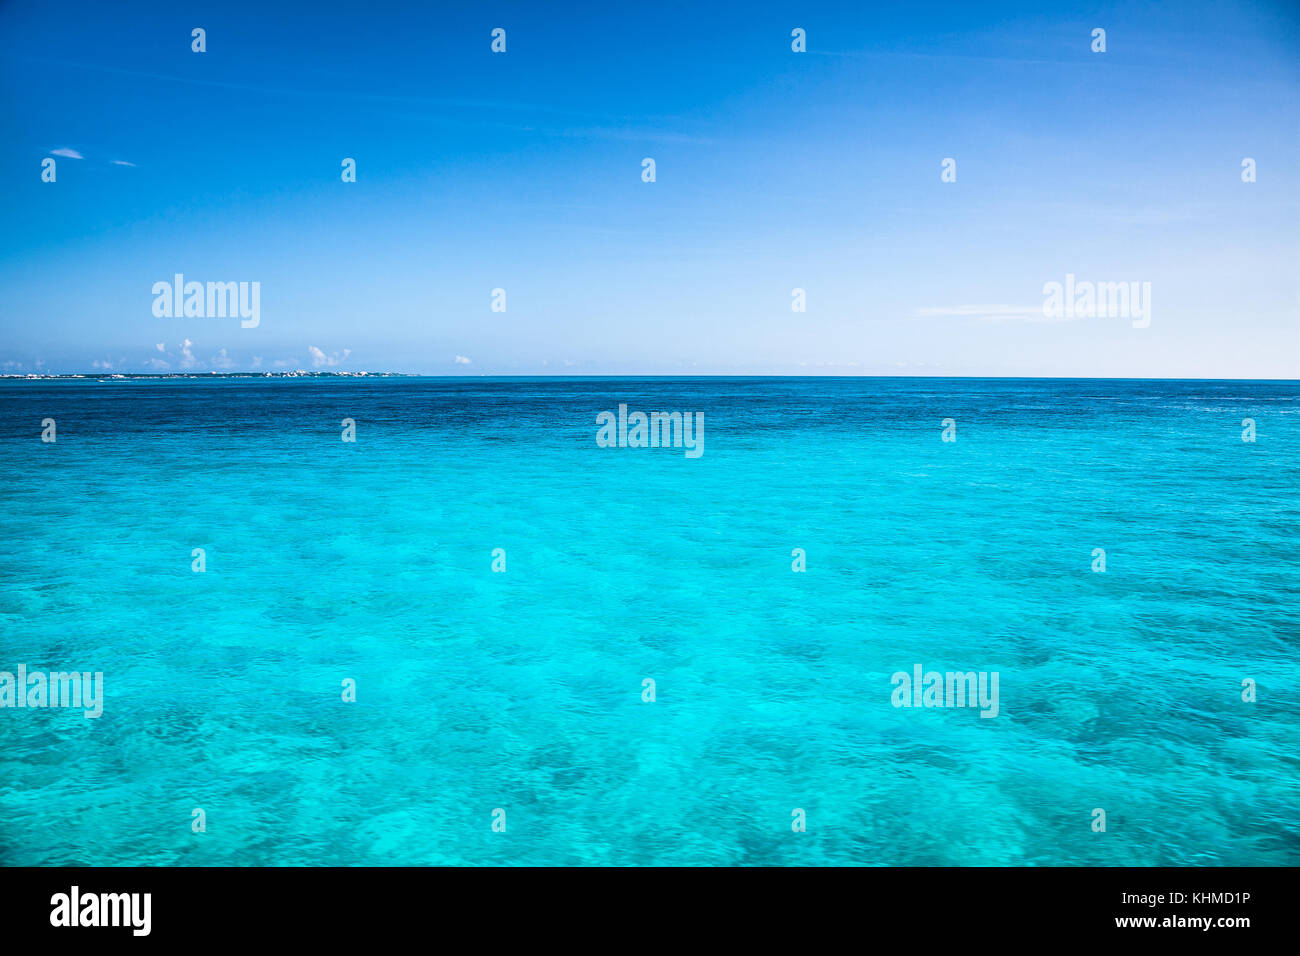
210, 348, 234, 369
146, 358, 170, 370
111, 160, 136, 167
454, 355, 472, 365
92, 358, 113, 369
251, 356, 263, 368
308, 345, 351, 367
178, 339, 196, 368
50, 148, 83, 159
155, 342, 165, 352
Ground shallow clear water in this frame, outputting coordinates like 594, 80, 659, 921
0, 377, 1296, 865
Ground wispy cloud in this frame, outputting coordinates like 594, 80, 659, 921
20, 55, 640, 123
50, 147, 83, 159
454, 355, 472, 365
111, 159, 136, 167
912, 304, 1075, 324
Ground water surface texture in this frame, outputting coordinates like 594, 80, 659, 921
1, 377, 1296, 865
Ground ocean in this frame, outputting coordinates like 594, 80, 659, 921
0, 376, 1296, 866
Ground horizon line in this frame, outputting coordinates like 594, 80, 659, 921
5, 372, 1298, 383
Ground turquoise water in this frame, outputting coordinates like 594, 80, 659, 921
0, 377, 1296, 866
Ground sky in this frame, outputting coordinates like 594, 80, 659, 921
1, 0, 1298, 377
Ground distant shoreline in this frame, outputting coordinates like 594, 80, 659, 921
0, 371, 411, 380
2, 373, 1296, 383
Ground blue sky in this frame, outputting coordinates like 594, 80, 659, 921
2, 0, 1297, 376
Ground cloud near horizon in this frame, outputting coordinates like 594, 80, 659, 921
308, 346, 352, 367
